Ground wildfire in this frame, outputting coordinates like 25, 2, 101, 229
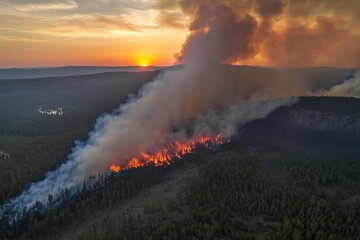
110, 164, 121, 173
109, 134, 224, 172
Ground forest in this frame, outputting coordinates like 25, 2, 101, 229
0, 70, 158, 204
2, 143, 360, 240
1, 69, 360, 239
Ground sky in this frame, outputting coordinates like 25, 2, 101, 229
0, 0, 188, 67
0, 0, 359, 68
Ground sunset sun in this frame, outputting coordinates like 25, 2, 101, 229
136, 57, 151, 67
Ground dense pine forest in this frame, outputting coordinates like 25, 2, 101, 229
1, 69, 360, 239
2, 145, 360, 240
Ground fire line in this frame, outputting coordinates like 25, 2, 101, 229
109, 134, 224, 173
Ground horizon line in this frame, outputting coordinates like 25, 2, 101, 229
0, 64, 358, 70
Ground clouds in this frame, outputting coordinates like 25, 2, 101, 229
0, 0, 186, 67
72, 0, 156, 15
0, 0, 189, 67
2, 0, 154, 13
0, 0, 159, 30
156, 9, 187, 28
2, 0, 77, 11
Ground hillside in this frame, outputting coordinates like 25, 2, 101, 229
0, 66, 353, 206
0, 67, 359, 240
0, 70, 159, 204
1, 96, 360, 240
58, 157, 199, 240
241, 97, 360, 153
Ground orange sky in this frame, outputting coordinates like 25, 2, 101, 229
1, 0, 359, 68
0, 0, 188, 68
0, 30, 186, 67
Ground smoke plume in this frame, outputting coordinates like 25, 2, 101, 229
324, 71, 360, 97
5, 63, 303, 212
2, 0, 359, 214
165, 0, 360, 67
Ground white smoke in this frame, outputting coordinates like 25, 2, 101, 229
4, 63, 303, 213
323, 71, 360, 97
193, 98, 298, 137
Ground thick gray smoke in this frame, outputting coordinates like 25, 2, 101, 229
5, 63, 302, 213
2, 0, 359, 214
161, 0, 360, 67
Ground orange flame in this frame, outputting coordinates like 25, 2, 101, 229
109, 134, 224, 172
110, 164, 121, 173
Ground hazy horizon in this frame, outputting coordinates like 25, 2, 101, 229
1, 64, 358, 70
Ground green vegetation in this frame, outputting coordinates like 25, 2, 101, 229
1, 69, 360, 240
68, 151, 360, 240
3, 148, 360, 240
0, 71, 157, 204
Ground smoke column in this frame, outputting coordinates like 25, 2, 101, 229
2, 0, 359, 214
159, 0, 360, 67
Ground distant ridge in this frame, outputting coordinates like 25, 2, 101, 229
0, 66, 167, 80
